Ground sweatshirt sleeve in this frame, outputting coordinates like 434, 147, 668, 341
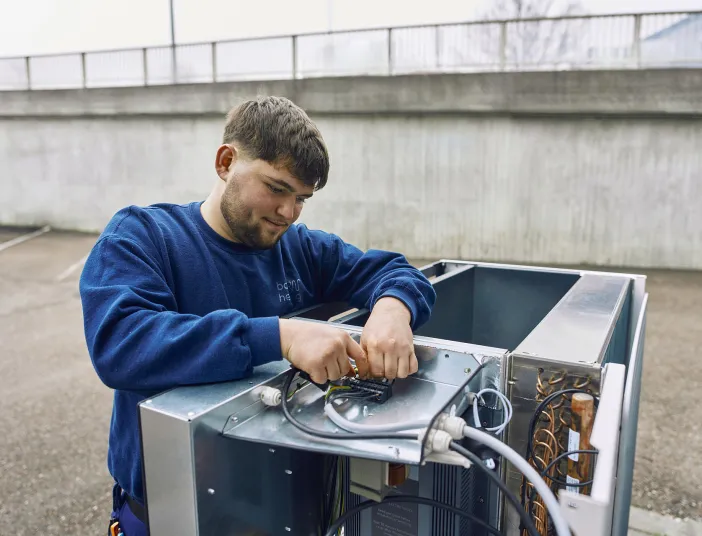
306, 229, 436, 330
79, 234, 282, 393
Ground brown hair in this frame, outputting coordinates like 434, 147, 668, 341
223, 96, 329, 190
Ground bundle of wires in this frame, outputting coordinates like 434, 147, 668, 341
281, 368, 573, 536
521, 388, 600, 534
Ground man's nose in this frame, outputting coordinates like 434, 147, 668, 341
276, 197, 296, 222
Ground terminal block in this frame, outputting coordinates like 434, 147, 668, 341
345, 377, 393, 403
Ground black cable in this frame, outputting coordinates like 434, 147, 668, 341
282, 368, 418, 441
526, 389, 599, 461
322, 456, 339, 529
449, 442, 540, 536
521, 388, 599, 510
539, 449, 598, 488
324, 494, 503, 536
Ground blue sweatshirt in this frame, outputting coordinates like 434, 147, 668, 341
79, 200, 435, 505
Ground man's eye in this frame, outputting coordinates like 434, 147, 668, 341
296, 197, 307, 204
267, 184, 284, 194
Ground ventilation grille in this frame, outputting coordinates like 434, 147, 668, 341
459, 465, 477, 535
432, 463, 458, 534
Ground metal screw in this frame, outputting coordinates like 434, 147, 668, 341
207, 488, 215, 495
232, 417, 238, 423
445, 353, 450, 358
285, 469, 292, 475
285, 528, 291, 532
269, 448, 276, 453
464, 368, 472, 374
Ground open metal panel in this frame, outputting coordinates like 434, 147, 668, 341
611, 293, 649, 536
138, 259, 648, 536
139, 324, 504, 536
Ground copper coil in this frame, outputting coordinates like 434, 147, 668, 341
573, 376, 591, 389
559, 410, 570, 428
534, 428, 559, 451
550, 392, 568, 410
548, 371, 567, 385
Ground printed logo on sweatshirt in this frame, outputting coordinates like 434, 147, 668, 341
277, 278, 304, 304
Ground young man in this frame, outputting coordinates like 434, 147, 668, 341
80, 96, 436, 536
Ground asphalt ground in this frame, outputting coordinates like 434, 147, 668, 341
1, 228, 700, 535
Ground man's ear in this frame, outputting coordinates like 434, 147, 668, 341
215, 144, 238, 181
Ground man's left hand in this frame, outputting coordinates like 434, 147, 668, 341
357, 297, 417, 380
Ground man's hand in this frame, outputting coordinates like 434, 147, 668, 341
358, 297, 417, 380
279, 319, 365, 384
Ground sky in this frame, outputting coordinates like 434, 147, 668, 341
0, 0, 701, 57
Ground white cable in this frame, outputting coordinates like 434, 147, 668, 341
462, 426, 572, 536
323, 402, 428, 433
472, 388, 512, 434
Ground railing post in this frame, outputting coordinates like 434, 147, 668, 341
25, 56, 31, 90
81, 52, 87, 88
171, 45, 177, 84
292, 35, 297, 80
632, 14, 642, 68
499, 22, 507, 70
388, 28, 393, 75
143, 48, 148, 86
435, 25, 441, 69
212, 42, 217, 83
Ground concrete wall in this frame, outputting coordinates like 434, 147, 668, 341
1, 70, 701, 269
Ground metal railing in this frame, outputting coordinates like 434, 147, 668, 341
1, 10, 700, 91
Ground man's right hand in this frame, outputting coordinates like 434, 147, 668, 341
279, 319, 367, 384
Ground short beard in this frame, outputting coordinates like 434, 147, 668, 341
220, 174, 281, 250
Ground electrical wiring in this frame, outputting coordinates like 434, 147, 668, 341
462, 425, 573, 536
324, 495, 504, 536
449, 441, 540, 536
282, 366, 566, 534
539, 449, 598, 488
521, 388, 601, 517
526, 389, 600, 461
281, 368, 419, 441
471, 388, 513, 435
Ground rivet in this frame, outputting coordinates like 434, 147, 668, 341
207, 488, 215, 495
464, 368, 472, 374
285, 469, 292, 475
269, 448, 276, 453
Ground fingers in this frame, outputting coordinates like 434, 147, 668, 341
383, 339, 398, 379
325, 359, 342, 382
396, 353, 409, 379
309, 367, 328, 385
409, 350, 418, 375
345, 336, 368, 378
364, 339, 385, 378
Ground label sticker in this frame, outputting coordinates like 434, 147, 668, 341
566, 475, 580, 494
568, 429, 580, 461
